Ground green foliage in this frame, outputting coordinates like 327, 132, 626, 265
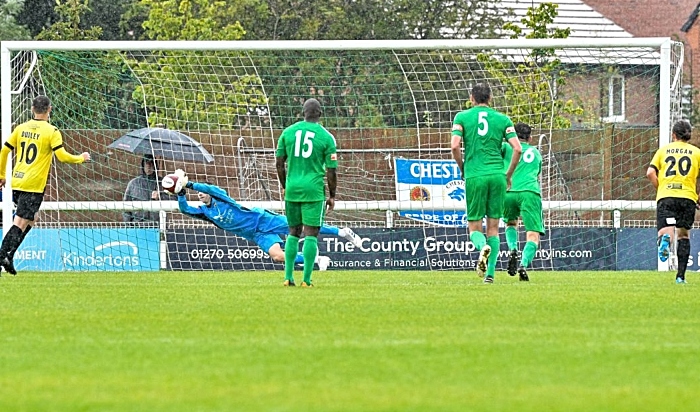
233, 0, 506, 128
390, 0, 506, 40
32, 0, 124, 130
0, 0, 29, 39
479, 2, 583, 129
132, 0, 266, 129
35, 0, 101, 41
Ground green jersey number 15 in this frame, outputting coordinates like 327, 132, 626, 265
294, 130, 315, 158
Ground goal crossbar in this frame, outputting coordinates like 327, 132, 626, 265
0, 38, 676, 52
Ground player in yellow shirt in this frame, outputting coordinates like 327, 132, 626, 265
646, 120, 700, 284
0, 96, 90, 275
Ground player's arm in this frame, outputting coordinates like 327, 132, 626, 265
646, 165, 659, 189
646, 151, 661, 189
326, 167, 337, 212
450, 122, 464, 175
189, 182, 231, 200
54, 146, 89, 164
177, 191, 204, 217
275, 156, 287, 191
694, 154, 700, 209
275, 134, 288, 191
51, 129, 89, 164
505, 136, 522, 186
0, 129, 18, 188
325, 137, 338, 212
0, 144, 12, 188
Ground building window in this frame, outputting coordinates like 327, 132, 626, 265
601, 75, 625, 123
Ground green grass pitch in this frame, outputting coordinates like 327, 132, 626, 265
0, 270, 698, 411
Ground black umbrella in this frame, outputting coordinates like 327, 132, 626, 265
108, 127, 215, 163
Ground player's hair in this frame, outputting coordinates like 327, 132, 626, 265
470, 83, 491, 104
303, 98, 322, 121
515, 122, 532, 141
32, 96, 51, 114
672, 120, 692, 141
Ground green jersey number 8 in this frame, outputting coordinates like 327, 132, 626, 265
294, 130, 315, 158
477, 111, 489, 136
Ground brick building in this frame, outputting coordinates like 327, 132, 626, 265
682, 3, 700, 89
502, 0, 676, 125
584, 0, 696, 40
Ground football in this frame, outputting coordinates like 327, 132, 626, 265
161, 174, 180, 194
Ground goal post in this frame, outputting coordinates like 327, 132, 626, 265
0, 38, 683, 272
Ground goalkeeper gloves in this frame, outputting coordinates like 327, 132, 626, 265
173, 169, 189, 194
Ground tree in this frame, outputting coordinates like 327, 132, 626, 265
390, 0, 506, 40
0, 0, 30, 39
477, 2, 583, 129
35, 0, 101, 40
131, 0, 267, 129
31, 0, 141, 130
18, 0, 137, 40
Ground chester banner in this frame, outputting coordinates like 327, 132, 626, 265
394, 158, 467, 226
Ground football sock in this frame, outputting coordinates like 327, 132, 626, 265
320, 224, 339, 236
677, 238, 690, 280
470, 231, 486, 251
284, 236, 300, 281
0, 225, 23, 259
9, 226, 32, 259
505, 226, 518, 250
486, 236, 500, 277
302, 236, 318, 284
521, 241, 538, 268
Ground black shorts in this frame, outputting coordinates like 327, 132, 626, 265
656, 197, 697, 231
13, 190, 44, 221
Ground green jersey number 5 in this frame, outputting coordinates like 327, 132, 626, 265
294, 130, 315, 158
478, 111, 488, 136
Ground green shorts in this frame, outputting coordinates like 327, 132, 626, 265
285, 200, 326, 227
465, 174, 506, 221
503, 191, 545, 234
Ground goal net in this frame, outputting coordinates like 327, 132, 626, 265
0, 39, 683, 272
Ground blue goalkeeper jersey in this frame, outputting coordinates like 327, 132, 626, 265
178, 183, 286, 240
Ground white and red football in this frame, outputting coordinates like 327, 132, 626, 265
161, 174, 180, 194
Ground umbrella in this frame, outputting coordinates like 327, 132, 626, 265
108, 127, 215, 164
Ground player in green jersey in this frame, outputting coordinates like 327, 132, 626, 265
451, 83, 522, 283
275, 98, 338, 287
502, 122, 544, 282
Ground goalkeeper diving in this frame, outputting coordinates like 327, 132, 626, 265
169, 169, 361, 270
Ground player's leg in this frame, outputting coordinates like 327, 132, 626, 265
672, 199, 695, 283
503, 192, 521, 276
675, 228, 690, 284
518, 192, 545, 281
266, 242, 286, 263
504, 193, 520, 250
465, 177, 489, 278
300, 201, 327, 287
483, 217, 500, 283
655, 198, 675, 263
465, 177, 488, 250
0, 191, 41, 275
284, 201, 304, 285
483, 175, 507, 282
320, 224, 362, 247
